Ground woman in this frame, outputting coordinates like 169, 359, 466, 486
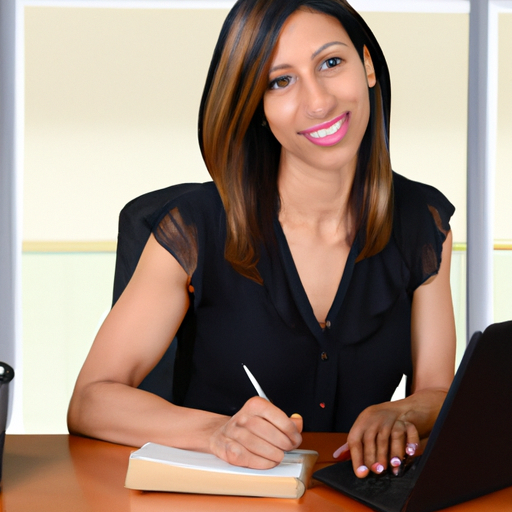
68, 0, 456, 479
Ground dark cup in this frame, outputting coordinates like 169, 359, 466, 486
0, 362, 14, 486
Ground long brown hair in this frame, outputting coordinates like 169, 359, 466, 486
199, 0, 393, 283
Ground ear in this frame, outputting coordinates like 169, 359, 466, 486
363, 45, 376, 88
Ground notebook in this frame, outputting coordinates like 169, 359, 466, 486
313, 320, 512, 512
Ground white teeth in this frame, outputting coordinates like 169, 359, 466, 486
309, 119, 343, 139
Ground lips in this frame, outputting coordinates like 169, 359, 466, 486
308, 118, 343, 139
299, 113, 350, 147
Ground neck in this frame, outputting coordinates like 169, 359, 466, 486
277, 155, 356, 239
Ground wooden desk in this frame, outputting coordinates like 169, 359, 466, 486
1, 434, 511, 511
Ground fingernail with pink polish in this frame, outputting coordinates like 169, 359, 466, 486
390, 457, 401, 467
406, 443, 418, 456
356, 465, 368, 475
371, 462, 384, 474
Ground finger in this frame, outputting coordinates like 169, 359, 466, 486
375, 428, 392, 472
257, 400, 303, 448
213, 418, 291, 468
389, 421, 419, 474
355, 465, 370, 478
405, 421, 420, 456
235, 418, 291, 456
232, 414, 299, 460
290, 413, 303, 434
242, 397, 302, 449
347, 434, 368, 478
363, 428, 379, 471
220, 397, 302, 466
389, 421, 407, 468
216, 437, 282, 469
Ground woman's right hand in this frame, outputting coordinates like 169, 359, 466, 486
209, 397, 303, 469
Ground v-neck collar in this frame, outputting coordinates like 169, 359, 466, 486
273, 218, 359, 341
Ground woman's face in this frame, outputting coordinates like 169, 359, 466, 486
263, 9, 376, 176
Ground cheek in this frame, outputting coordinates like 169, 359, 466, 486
344, 82, 371, 127
341, 77, 370, 107
360, 93, 371, 129
263, 95, 296, 135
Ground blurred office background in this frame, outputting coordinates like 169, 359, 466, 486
6, 2, 512, 433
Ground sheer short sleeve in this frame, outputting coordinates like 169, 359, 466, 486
150, 183, 221, 278
392, 172, 455, 291
154, 207, 198, 276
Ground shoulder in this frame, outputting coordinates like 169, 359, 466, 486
123, 182, 220, 226
393, 172, 455, 233
151, 182, 224, 276
154, 182, 222, 232
391, 172, 455, 289
113, 182, 219, 302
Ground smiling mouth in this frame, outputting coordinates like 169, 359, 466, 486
299, 113, 350, 146
307, 118, 345, 139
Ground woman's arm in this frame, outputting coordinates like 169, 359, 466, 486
67, 234, 301, 468
345, 231, 456, 477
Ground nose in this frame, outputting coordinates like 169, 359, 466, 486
301, 77, 336, 119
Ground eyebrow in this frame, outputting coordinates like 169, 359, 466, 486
312, 41, 348, 59
269, 41, 348, 75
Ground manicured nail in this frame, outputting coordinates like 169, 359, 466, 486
371, 462, 384, 474
333, 442, 349, 459
390, 457, 401, 467
392, 466, 400, 476
406, 443, 418, 456
356, 465, 368, 476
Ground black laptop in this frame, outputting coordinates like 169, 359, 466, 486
313, 320, 512, 512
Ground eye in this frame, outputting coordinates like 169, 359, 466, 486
320, 57, 342, 71
268, 75, 292, 90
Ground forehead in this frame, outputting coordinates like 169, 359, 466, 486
272, 9, 352, 58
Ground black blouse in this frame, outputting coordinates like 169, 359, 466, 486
153, 172, 454, 432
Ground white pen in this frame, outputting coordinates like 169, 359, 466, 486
242, 364, 269, 401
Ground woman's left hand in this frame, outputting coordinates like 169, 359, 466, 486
340, 232, 456, 478
344, 400, 420, 477
342, 388, 448, 478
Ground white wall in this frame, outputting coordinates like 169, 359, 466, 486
24, 8, 474, 243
